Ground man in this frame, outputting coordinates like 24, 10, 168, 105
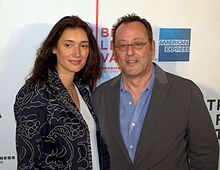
91, 13, 219, 170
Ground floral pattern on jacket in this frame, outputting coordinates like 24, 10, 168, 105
14, 68, 99, 170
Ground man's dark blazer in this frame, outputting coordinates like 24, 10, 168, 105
91, 63, 219, 170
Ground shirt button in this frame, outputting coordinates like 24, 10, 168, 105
129, 101, 132, 105
132, 123, 136, 127
129, 145, 133, 149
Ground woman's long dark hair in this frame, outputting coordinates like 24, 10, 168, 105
26, 15, 102, 88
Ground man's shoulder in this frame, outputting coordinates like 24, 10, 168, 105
92, 75, 120, 97
165, 71, 196, 87
154, 64, 200, 91
96, 74, 120, 89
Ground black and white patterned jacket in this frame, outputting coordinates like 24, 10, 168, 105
14, 67, 108, 170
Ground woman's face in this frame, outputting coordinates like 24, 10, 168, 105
53, 27, 89, 76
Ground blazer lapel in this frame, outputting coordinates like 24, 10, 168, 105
134, 65, 170, 164
108, 74, 133, 164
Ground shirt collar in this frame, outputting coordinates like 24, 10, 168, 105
120, 64, 156, 93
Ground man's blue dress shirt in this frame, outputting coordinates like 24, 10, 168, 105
119, 65, 156, 161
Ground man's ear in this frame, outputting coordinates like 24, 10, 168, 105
112, 47, 118, 63
150, 40, 156, 60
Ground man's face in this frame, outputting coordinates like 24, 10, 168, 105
113, 21, 155, 78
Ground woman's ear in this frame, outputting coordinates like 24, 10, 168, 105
52, 48, 56, 54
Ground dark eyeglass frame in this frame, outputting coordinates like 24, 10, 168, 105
114, 41, 150, 51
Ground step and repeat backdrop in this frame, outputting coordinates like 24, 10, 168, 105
0, 0, 219, 169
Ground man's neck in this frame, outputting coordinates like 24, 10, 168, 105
122, 64, 153, 104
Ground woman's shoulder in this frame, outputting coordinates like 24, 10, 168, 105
16, 82, 48, 98
14, 82, 49, 114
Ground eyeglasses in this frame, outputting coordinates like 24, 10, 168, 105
114, 41, 149, 51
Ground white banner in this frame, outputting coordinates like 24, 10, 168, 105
0, 0, 219, 169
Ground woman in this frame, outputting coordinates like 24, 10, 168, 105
14, 15, 108, 170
